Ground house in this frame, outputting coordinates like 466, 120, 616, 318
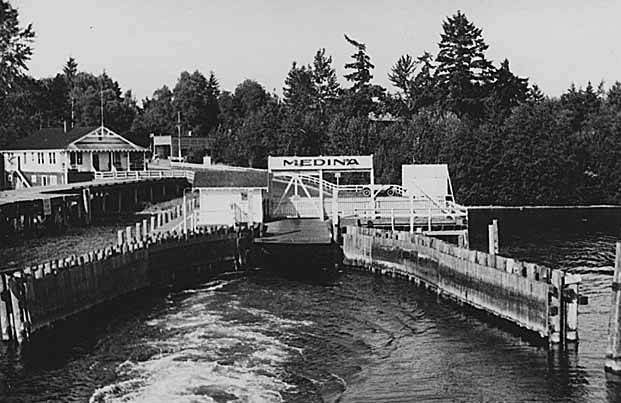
194, 168, 268, 226
1, 126, 148, 188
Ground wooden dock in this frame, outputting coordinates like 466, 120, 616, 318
0, 218, 257, 343
0, 176, 190, 241
253, 219, 337, 276
255, 219, 332, 245
342, 225, 585, 345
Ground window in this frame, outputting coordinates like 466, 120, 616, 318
69, 152, 83, 166
37, 152, 44, 164
42, 176, 48, 186
48, 152, 56, 164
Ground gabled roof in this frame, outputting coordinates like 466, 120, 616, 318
194, 168, 268, 188
3, 126, 147, 152
5, 127, 97, 150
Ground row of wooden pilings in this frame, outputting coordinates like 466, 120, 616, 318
117, 196, 199, 246
0, 219, 257, 344
342, 221, 584, 346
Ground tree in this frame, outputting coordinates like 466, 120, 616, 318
0, 0, 35, 95
172, 70, 220, 137
435, 11, 494, 117
485, 59, 529, 120
131, 85, 175, 144
389, 54, 416, 95
233, 79, 270, 117
343, 34, 374, 91
283, 62, 315, 110
312, 48, 340, 111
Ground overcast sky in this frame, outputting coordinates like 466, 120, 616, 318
15, 0, 621, 100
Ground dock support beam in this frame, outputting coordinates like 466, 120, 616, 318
606, 242, 621, 374
488, 219, 499, 255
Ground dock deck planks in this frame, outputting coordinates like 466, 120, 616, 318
255, 219, 332, 245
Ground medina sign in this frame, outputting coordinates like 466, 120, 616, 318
268, 155, 373, 171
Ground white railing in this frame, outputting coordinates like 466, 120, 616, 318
94, 170, 195, 183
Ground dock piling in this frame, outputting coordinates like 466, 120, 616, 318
488, 219, 499, 255
606, 242, 621, 374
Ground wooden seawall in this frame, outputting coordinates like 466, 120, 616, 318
342, 225, 582, 345
0, 224, 256, 343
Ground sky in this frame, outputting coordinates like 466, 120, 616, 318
14, 0, 621, 101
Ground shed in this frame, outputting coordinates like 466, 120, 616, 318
193, 168, 268, 226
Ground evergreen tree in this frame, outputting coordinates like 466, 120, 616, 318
486, 59, 529, 120
343, 34, 374, 91
0, 0, 35, 95
312, 48, 340, 111
283, 62, 315, 110
389, 54, 416, 95
435, 11, 494, 117
410, 52, 438, 112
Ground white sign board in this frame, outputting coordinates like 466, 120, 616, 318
402, 164, 450, 200
268, 155, 373, 171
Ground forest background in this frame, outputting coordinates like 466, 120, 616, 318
2, 1, 621, 205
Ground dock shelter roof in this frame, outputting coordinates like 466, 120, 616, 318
193, 168, 268, 188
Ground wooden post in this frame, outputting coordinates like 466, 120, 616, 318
117, 229, 124, 246
9, 274, 23, 343
427, 206, 432, 232
550, 269, 563, 345
0, 275, 11, 340
488, 221, 499, 255
183, 193, 188, 234
606, 242, 621, 374
135, 222, 141, 242
332, 191, 338, 242
126, 226, 132, 243
391, 208, 395, 232
409, 195, 414, 234
142, 218, 148, 239
150, 215, 156, 232
564, 273, 580, 343
318, 169, 324, 220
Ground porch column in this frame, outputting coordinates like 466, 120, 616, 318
126, 151, 130, 171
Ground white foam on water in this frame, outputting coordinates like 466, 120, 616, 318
90, 285, 311, 403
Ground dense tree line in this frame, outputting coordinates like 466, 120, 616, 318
2, 1, 621, 205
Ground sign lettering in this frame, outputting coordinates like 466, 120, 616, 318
268, 155, 373, 171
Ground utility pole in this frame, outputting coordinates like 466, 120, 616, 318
100, 86, 104, 128
177, 111, 182, 160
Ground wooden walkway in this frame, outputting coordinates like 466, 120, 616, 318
255, 219, 332, 245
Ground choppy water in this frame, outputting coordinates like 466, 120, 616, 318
1, 219, 621, 402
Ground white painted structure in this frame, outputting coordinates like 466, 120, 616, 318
401, 164, 455, 202
197, 188, 265, 226
1, 126, 147, 188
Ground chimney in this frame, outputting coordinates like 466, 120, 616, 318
63, 120, 67, 133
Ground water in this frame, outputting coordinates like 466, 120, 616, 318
1, 218, 621, 402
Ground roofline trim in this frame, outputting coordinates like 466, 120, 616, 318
69, 126, 148, 152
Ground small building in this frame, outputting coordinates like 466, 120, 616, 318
150, 133, 212, 164
194, 168, 268, 226
1, 126, 148, 188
